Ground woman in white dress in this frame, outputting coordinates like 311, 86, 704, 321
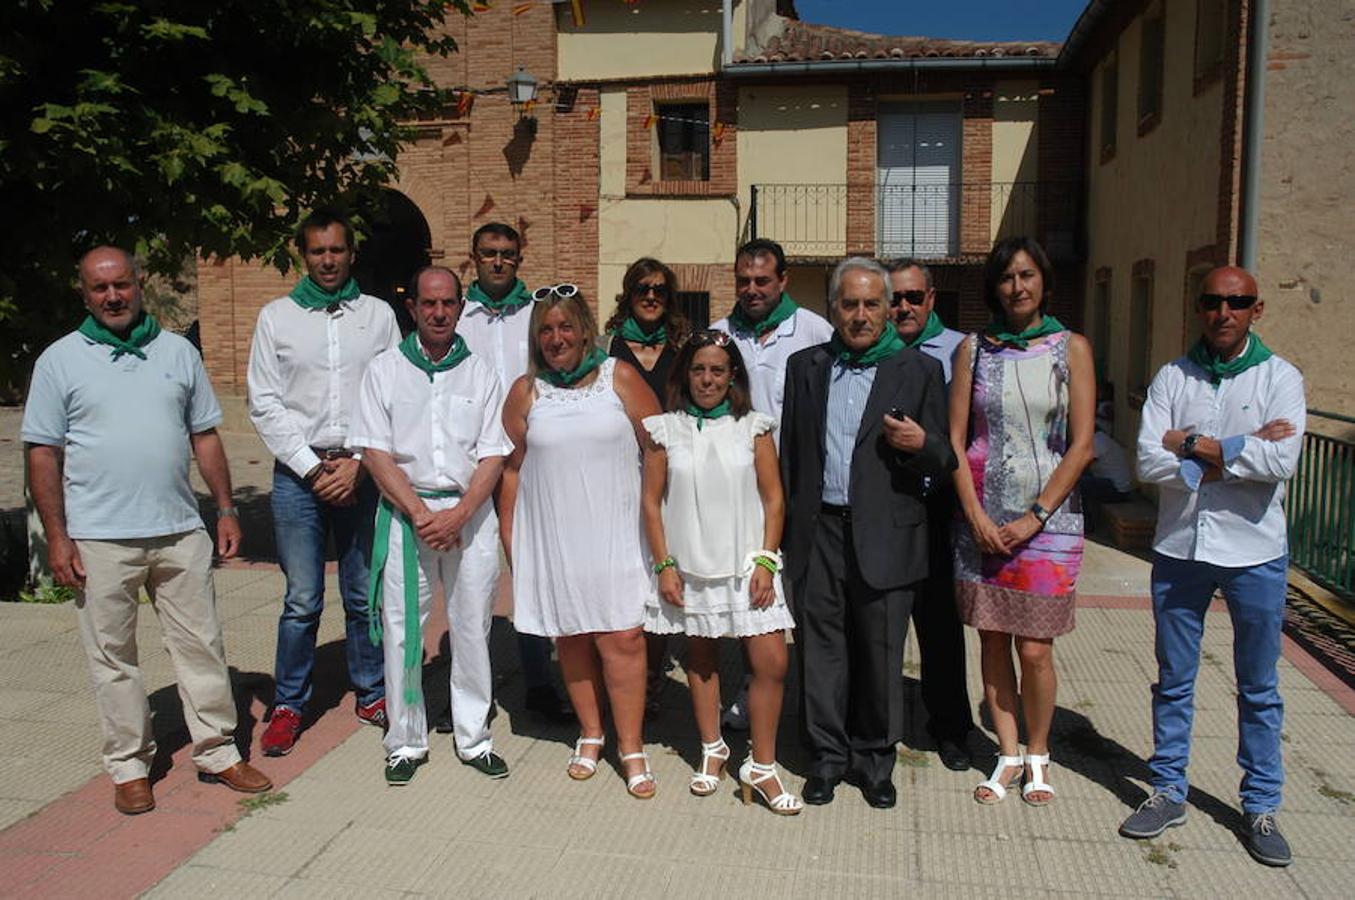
640, 330, 801, 815
501, 285, 662, 798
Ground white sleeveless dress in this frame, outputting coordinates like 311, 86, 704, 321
511, 358, 652, 636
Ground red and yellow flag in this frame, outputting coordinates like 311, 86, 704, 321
513, 2, 534, 15
470, 1, 493, 12
570, 0, 585, 27
712, 121, 727, 144
642, 112, 656, 129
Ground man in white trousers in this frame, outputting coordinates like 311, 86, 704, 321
350, 266, 512, 785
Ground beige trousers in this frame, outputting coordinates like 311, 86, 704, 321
75, 529, 241, 783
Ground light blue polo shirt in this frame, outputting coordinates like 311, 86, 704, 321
21, 330, 223, 540
914, 326, 966, 384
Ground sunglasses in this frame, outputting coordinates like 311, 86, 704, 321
532, 283, 580, 301
890, 290, 928, 307
632, 282, 671, 300
689, 329, 733, 348
1198, 293, 1258, 312
476, 248, 520, 264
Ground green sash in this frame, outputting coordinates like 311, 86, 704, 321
1187, 333, 1273, 384
617, 316, 666, 346
368, 490, 462, 705
399, 333, 470, 382
728, 292, 797, 338
685, 399, 731, 430
467, 279, 532, 314
984, 314, 1066, 349
540, 346, 607, 387
77, 312, 161, 360
829, 326, 904, 368
903, 310, 946, 349
289, 275, 360, 310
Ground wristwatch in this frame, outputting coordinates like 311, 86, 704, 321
1180, 433, 1200, 458
1029, 502, 1051, 526
217, 507, 239, 519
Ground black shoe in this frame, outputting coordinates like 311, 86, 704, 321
862, 779, 897, 809
1243, 812, 1292, 867
937, 736, 972, 772
524, 685, 575, 725
803, 775, 839, 805
432, 704, 454, 734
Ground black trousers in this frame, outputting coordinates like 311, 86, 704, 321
794, 513, 913, 785
912, 489, 974, 742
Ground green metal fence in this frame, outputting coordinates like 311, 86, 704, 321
1288, 409, 1355, 600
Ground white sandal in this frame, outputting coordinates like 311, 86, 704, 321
690, 738, 730, 797
738, 759, 803, 816
1022, 753, 1056, 806
621, 751, 657, 799
974, 754, 1023, 805
568, 735, 605, 781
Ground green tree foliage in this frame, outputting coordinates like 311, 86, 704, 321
0, 0, 470, 392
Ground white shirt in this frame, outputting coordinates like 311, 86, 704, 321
457, 295, 535, 395
246, 293, 400, 478
348, 344, 513, 493
1092, 430, 1134, 493
1136, 346, 1305, 567
711, 306, 833, 429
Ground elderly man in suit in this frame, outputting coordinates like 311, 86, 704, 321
781, 256, 956, 809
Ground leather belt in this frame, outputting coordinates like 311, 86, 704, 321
819, 502, 852, 520
311, 446, 355, 460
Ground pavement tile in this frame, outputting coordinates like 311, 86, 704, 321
1285, 857, 1355, 899
668, 810, 807, 872
795, 816, 913, 880
273, 878, 414, 899
294, 825, 446, 892
1155, 848, 1303, 898
143, 864, 289, 897
411, 839, 562, 896
455, 796, 582, 851
663, 861, 789, 899
914, 830, 1048, 891
0, 798, 41, 831
1034, 835, 1175, 896
791, 871, 922, 899
546, 849, 676, 900
188, 817, 340, 877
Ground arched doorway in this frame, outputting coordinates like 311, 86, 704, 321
351, 189, 432, 334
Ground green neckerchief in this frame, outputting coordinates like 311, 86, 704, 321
399, 332, 471, 382
289, 275, 361, 310
467, 278, 532, 314
903, 310, 946, 349
617, 316, 666, 346
1187, 333, 1273, 384
540, 346, 607, 387
829, 326, 904, 369
728, 292, 797, 338
984, 314, 1066, 349
78, 312, 162, 360
685, 399, 732, 430
368, 490, 461, 705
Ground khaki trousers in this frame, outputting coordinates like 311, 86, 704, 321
75, 529, 241, 783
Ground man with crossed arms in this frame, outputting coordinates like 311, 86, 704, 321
350, 266, 512, 785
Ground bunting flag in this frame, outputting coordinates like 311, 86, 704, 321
455, 90, 475, 117
443, 130, 464, 147
474, 194, 495, 218
712, 121, 727, 144
639, 166, 652, 184
516, 215, 532, 246
579, 204, 595, 222
642, 112, 656, 129
513, 2, 534, 14
522, 99, 537, 114
470, 1, 492, 11
585, 106, 600, 120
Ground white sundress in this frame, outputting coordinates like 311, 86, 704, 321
511, 358, 653, 637
642, 410, 795, 638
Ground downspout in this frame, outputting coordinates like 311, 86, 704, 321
722, 0, 734, 68
1238, 0, 1270, 269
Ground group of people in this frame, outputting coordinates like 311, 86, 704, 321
22, 212, 1305, 867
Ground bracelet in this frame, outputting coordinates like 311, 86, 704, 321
217, 507, 239, 519
653, 556, 677, 575
743, 549, 783, 575
753, 556, 779, 575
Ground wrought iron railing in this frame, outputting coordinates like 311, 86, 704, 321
749, 181, 1083, 261
1288, 409, 1355, 600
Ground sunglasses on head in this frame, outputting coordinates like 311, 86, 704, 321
1198, 293, 1257, 312
533, 283, 579, 301
890, 290, 928, 307
632, 282, 671, 300
690, 329, 733, 348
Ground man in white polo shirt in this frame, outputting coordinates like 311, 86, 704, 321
248, 209, 401, 756
1121, 266, 1305, 868
350, 266, 512, 785
24, 247, 271, 815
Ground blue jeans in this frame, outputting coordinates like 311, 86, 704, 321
1148, 553, 1288, 813
271, 464, 384, 711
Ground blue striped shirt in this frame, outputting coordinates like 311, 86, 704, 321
822, 361, 876, 505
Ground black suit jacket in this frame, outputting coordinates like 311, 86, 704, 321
780, 343, 957, 591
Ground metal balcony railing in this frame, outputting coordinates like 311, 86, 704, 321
1287, 410, 1355, 600
749, 181, 1084, 261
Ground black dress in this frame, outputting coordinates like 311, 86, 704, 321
608, 334, 676, 408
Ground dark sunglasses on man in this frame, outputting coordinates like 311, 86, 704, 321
890, 290, 927, 307
1198, 293, 1258, 312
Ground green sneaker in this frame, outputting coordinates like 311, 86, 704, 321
462, 750, 509, 779
385, 755, 423, 786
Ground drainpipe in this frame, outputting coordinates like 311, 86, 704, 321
1239, 0, 1270, 269
722, 0, 733, 68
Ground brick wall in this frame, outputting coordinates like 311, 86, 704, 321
624, 78, 736, 198
845, 81, 877, 255
959, 90, 994, 257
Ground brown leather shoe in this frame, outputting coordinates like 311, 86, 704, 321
113, 777, 155, 815
198, 761, 272, 794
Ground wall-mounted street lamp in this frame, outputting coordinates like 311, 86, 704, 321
507, 66, 538, 107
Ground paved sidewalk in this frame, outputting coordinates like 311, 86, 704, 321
2, 424, 1354, 897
